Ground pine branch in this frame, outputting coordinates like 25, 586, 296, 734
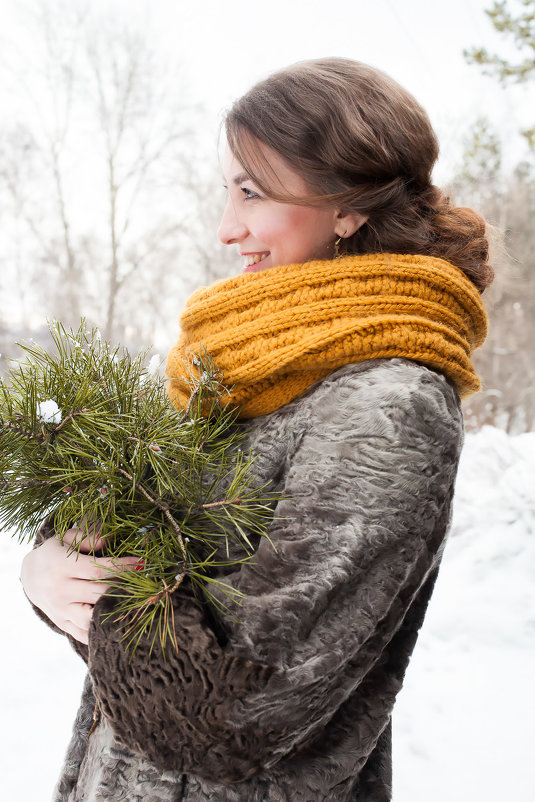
0, 320, 283, 654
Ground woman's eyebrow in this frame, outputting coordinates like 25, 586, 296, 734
232, 172, 251, 185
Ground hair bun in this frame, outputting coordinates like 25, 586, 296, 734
420, 188, 492, 291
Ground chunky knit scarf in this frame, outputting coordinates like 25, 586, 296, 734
166, 253, 488, 419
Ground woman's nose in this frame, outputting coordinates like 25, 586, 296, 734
218, 199, 248, 245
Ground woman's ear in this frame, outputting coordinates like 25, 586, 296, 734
334, 211, 368, 238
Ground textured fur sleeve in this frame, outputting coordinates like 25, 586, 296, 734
87, 360, 463, 784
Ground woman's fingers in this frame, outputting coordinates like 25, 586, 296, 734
63, 616, 90, 646
69, 579, 111, 604
63, 521, 105, 553
21, 536, 139, 644
68, 601, 94, 632
75, 554, 140, 582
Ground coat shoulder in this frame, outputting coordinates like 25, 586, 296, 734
293, 358, 463, 442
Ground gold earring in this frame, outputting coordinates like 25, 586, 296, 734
334, 232, 346, 259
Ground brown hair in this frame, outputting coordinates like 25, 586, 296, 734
224, 58, 494, 292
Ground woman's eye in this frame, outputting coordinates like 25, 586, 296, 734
241, 186, 259, 200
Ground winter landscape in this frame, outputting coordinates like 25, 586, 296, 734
1, 424, 534, 801
1, 1, 534, 799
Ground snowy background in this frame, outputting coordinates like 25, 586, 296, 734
1, 424, 534, 801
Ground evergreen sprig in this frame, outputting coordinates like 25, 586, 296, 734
0, 321, 281, 654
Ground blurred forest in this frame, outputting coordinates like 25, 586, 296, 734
0, 2, 236, 358
0, 0, 533, 432
459, 0, 535, 432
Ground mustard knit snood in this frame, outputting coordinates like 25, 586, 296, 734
166, 253, 488, 419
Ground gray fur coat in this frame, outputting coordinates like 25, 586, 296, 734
36, 357, 464, 801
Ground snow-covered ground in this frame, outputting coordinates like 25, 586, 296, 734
393, 426, 535, 800
1, 425, 534, 801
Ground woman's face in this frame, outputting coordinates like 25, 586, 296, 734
219, 145, 345, 274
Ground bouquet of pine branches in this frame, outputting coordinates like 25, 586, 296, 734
0, 321, 280, 653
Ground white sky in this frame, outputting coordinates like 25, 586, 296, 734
148, 0, 532, 177
0, 0, 532, 179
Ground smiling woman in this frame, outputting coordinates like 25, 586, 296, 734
23, 58, 492, 802
219, 145, 367, 273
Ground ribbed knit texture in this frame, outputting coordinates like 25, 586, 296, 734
166, 253, 488, 419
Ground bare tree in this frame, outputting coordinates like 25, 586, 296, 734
0, 0, 214, 346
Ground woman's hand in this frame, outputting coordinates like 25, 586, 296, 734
20, 526, 138, 645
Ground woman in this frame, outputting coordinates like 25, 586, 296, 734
21, 58, 490, 801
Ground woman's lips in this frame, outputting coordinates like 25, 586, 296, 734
242, 252, 270, 273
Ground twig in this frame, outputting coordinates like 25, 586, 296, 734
186, 387, 201, 418
143, 572, 186, 606
116, 467, 187, 561
119, 571, 186, 651
126, 435, 184, 465
0, 477, 47, 488
53, 408, 89, 435
0, 419, 48, 442
201, 497, 242, 509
